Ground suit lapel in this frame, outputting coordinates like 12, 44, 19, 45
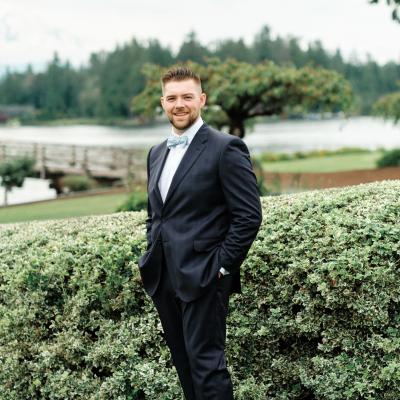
150, 141, 169, 209
162, 124, 208, 209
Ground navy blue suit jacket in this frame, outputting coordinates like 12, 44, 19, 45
138, 123, 262, 302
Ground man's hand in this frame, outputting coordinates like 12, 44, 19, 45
218, 271, 222, 279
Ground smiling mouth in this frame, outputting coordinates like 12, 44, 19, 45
174, 115, 188, 120
174, 112, 188, 116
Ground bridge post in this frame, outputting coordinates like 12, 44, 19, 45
0, 144, 5, 162
127, 150, 132, 176
83, 147, 89, 174
111, 148, 118, 170
40, 145, 46, 179
71, 146, 76, 167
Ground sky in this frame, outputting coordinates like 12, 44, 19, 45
1, 0, 399, 74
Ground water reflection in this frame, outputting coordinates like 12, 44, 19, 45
0, 178, 57, 206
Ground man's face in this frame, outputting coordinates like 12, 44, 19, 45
161, 79, 206, 134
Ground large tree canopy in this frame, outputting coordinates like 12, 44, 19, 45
132, 59, 353, 138
370, 0, 400, 22
373, 92, 400, 123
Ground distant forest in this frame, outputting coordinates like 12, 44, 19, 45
0, 26, 399, 121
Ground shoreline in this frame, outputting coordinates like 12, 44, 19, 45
1, 113, 362, 129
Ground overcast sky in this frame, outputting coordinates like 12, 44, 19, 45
1, 0, 399, 73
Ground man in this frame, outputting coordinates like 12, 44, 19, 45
138, 66, 262, 400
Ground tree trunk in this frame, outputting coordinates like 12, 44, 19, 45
228, 119, 245, 138
4, 187, 8, 206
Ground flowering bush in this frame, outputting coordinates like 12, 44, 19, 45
0, 180, 399, 399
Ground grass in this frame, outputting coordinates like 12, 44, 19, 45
0, 192, 129, 224
261, 151, 383, 173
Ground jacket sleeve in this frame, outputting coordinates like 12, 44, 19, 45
217, 137, 262, 274
145, 147, 153, 250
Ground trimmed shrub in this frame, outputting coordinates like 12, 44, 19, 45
0, 156, 35, 205
62, 175, 94, 192
377, 148, 400, 168
116, 191, 148, 212
0, 180, 399, 399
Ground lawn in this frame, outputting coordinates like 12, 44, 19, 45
261, 151, 383, 173
0, 192, 129, 224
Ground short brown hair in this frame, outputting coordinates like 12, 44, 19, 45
161, 66, 201, 87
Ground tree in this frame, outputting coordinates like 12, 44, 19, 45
0, 157, 35, 206
214, 39, 253, 63
132, 58, 353, 138
307, 40, 331, 68
146, 39, 174, 66
176, 32, 210, 64
33, 53, 81, 119
94, 38, 174, 119
369, 1, 400, 121
252, 26, 274, 62
369, 0, 400, 22
97, 40, 147, 118
373, 91, 400, 123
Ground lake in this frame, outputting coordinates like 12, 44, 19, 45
0, 117, 399, 153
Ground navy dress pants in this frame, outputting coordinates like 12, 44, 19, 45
151, 245, 234, 400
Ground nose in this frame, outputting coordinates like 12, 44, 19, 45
175, 96, 184, 108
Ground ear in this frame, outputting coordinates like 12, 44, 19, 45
200, 92, 206, 108
160, 96, 165, 109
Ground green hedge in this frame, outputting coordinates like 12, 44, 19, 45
377, 149, 400, 168
116, 191, 148, 212
0, 181, 399, 399
61, 175, 95, 192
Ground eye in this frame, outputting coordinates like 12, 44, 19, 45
184, 95, 193, 100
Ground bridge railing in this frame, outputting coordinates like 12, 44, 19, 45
0, 142, 148, 180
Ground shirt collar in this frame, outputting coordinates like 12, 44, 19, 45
170, 116, 203, 146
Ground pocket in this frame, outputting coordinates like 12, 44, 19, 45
193, 237, 223, 252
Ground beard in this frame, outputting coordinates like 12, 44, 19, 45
169, 111, 198, 132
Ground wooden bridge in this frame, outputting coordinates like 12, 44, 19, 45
0, 141, 148, 182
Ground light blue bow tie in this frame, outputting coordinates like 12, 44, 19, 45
167, 135, 189, 149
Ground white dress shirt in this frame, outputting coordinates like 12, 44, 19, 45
158, 117, 229, 276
